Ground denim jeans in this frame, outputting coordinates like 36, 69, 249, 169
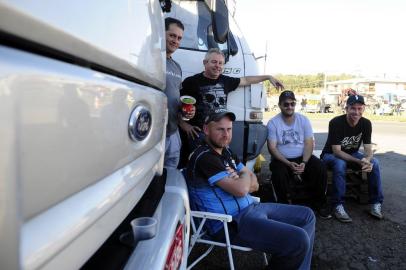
231, 203, 316, 270
322, 152, 384, 206
164, 130, 181, 168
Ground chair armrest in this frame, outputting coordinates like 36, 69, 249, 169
191, 210, 232, 222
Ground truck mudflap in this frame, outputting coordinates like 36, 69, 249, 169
229, 121, 268, 162
124, 168, 190, 270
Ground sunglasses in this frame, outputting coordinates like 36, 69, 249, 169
283, 102, 296, 108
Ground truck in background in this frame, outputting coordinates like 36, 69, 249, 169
167, 0, 269, 169
0, 1, 189, 269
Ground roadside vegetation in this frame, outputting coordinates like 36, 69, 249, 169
263, 73, 356, 95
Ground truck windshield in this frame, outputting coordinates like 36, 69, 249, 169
176, 1, 228, 52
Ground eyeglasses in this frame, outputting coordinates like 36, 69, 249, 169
283, 102, 296, 108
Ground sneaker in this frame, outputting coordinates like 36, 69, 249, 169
317, 203, 332, 220
369, 203, 383, 219
334, 204, 352, 223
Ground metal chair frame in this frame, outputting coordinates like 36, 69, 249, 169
187, 197, 269, 270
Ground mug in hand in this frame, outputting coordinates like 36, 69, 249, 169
180, 95, 196, 120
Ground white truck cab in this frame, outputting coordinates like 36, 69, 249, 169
0, 1, 189, 269
167, 0, 268, 168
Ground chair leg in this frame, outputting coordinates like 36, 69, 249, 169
263, 253, 269, 266
223, 221, 235, 270
187, 245, 215, 270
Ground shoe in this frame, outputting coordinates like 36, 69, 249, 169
334, 204, 352, 223
369, 203, 383, 219
317, 203, 332, 220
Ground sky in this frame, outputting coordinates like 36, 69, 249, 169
234, 0, 406, 77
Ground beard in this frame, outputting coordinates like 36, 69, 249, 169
281, 109, 294, 117
207, 137, 229, 149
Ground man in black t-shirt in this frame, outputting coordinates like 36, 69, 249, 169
186, 109, 316, 270
178, 48, 284, 163
321, 95, 384, 223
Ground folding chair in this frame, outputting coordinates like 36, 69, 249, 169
187, 196, 269, 270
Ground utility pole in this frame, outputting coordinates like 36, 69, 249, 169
263, 40, 268, 74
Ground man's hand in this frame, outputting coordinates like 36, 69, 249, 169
227, 166, 259, 193
268, 75, 284, 91
183, 105, 196, 120
298, 162, 306, 173
226, 166, 239, 179
288, 161, 304, 174
178, 119, 201, 139
360, 158, 373, 172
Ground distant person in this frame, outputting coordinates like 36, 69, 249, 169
267, 91, 331, 219
320, 96, 326, 113
186, 108, 315, 270
301, 96, 307, 112
321, 95, 384, 223
395, 102, 401, 116
163, 17, 194, 168
179, 48, 284, 156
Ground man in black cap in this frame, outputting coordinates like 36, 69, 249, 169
321, 94, 384, 223
267, 90, 331, 219
186, 108, 316, 270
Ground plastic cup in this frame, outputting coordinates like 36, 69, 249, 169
131, 217, 157, 243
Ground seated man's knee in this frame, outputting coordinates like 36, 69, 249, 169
270, 162, 290, 175
281, 228, 310, 260
370, 157, 380, 167
333, 158, 347, 173
305, 206, 316, 225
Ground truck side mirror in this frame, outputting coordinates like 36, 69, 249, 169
159, 0, 171, 12
211, 0, 229, 43
228, 32, 238, 56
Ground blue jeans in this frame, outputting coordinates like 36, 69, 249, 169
231, 203, 315, 270
322, 152, 384, 206
164, 130, 181, 168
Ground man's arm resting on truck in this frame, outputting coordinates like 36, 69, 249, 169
239, 75, 284, 89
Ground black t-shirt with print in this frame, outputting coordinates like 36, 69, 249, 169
322, 114, 372, 156
181, 73, 240, 128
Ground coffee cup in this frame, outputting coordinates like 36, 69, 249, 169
180, 95, 196, 120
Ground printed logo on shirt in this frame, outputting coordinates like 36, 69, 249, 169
341, 133, 362, 150
199, 84, 227, 110
166, 70, 182, 79
282, 129, 300, 145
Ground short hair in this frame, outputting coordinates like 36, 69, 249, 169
165, 17, 184, 31
204, 48, 225, 62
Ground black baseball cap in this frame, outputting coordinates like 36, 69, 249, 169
346, 95, 365, 106
279, 90, 296, 103
204, 108, 236, 124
